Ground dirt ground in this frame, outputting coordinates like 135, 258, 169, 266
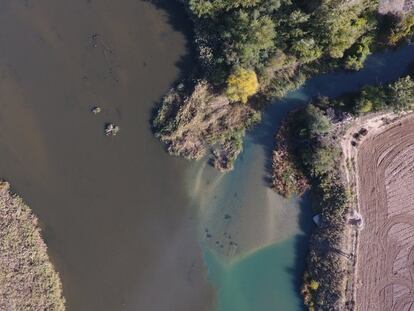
379, 0, 414, 15
355, 115, 414, 311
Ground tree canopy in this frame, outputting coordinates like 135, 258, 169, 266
226, 68, 260, 103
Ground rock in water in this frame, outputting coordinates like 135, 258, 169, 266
91, 106, 101, 114
105, 123, 120, 136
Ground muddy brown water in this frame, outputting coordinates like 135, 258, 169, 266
0, 0, 213, 310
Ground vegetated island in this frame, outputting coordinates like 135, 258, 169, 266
272, 71, 414, 310
0, 182, 65, 310
153, 0, 414, 171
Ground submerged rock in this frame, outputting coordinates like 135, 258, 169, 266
91, 106, 101, 114
105, 123, 120, 136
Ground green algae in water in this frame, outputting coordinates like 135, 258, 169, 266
204, 239, 304, 311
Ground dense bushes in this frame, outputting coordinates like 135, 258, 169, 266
344, 35, 373, 71
388, 75, 414, 111
386, 13, 414, 46
355, 84, 386, 113
275, 104, 348, 310
279, 104, 349, 310
354, 76, 414, 113
313, 1, 377, 59
221, 10, 276, 67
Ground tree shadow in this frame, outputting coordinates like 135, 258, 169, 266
247, 96, 308, 188
143, 0, 197, 78
142, 0, 198, 129
285, 192, 315, 310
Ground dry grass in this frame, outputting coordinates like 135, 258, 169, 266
154, 81, 260, 171
0, 181, 65, 310
271, 117, 309, 197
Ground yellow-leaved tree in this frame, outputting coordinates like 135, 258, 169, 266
226, 68, 259, 104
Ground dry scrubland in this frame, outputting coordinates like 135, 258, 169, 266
356, 116, 414, 311
0, 182, 65, 310
154, 82, 260, 171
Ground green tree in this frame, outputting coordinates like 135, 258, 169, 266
305, 104, 332, 137
344, 36, 372, 71
189, 0, 264, 17
307, 144, 341, 177
387, 14, 414, 46
290, 38, 322, 63
388, 76, 414, 111
313, 2, 376, 59
221, 10, 276, 67
355, 85, 386, 113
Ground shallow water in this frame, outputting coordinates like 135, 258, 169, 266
192, 44, 414, 311
0, 1, 212, 310
204, 238, 309, 311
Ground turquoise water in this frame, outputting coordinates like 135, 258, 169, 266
205, 240, 302, 311
190, 43, 414, 311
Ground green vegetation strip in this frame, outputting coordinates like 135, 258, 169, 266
0, 182, 65, 310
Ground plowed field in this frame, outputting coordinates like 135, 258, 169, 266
356, 116, 414, 311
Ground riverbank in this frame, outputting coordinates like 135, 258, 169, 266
0, 181, 65, 310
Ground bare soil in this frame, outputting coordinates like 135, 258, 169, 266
355, 115, 414, 310
379, 0, 414, 15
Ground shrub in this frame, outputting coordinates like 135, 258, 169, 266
314, 2, 376, 59
344, 35, 373, 71
387, 76, 414, 111
387, 13, 414, 46
226, 68, 259, 103
306, 144, 341, 177
221, 10, 276, 67
310, 279, 320, 291
355, 85, 387, 113
189, 0, 264, 17
290, 38, 323, 63
304, 104, 332, 137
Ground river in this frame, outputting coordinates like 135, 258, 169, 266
0, 1, 414, 311
0, 0, 212, 310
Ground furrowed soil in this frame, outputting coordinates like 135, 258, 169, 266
356, 115, 414, 311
